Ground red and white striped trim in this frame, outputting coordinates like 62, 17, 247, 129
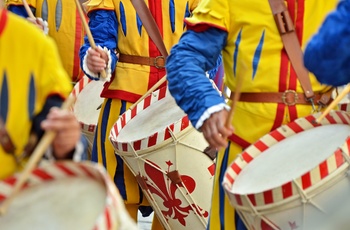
110, 86, 191, 152
0, 161, 121, 230
223, 111, 350, 208
339, 103, 350, 112
70, 76, 97, 133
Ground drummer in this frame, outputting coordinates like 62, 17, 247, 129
0, 6, 86, 180
6, 0, 87, 84
165, 0, 338, 229
304, 0, 350, 87
78, 0, 223, 228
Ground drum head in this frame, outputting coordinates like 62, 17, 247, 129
73, 77, 104, 126
232, 124, 350, 194
116, 88, 186, 143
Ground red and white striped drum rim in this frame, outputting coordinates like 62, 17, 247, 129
339, 103, 350, 112
110, 86, 191, 152
0, 161, 120, 230
223, 111, 350, 208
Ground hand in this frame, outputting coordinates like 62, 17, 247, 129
40, 107, 81, 159
86, 47, 109, 74
201, 109, 234, 150
27, 17, 49, 34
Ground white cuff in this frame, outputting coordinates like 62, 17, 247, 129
82, 46, 113, 82
195, 103, 230, 129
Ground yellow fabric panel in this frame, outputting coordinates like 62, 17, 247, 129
86, 0, 114, 10
0, 11, 71, 179
87, 0, 197, 99
6, 0, 86, 81
187, 0, 337, 95
35, 0, 85, 81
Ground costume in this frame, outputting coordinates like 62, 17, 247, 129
79, 0, 200, 225
7, 0, 86, 82
165, 0, 338, 229
0, 9, 72, 179
304, 0, 350, 86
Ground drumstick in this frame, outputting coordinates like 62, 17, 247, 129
225, 67, 244, 128
22, 0, 35, 19
316, 83, 350, 123
74, 0, 107, 79
128, 75, 167, 111
0, 96, 75, 215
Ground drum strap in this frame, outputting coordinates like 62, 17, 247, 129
268, 0, 317, 102
129, 0, 168, 58
0, 117, 16, 154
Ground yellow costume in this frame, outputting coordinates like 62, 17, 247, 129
166, 0, 338, 229
0, 9, 71, 179
79, 0, 199, 227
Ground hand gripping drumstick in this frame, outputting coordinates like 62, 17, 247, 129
74, 0, 107, 79
316, 83, 350, 123
0, 96, 76, 215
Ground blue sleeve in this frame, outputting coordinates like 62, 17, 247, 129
166, 27, 228, 126
207, 54, 224, 90
7, 5, 35, 18
79, 10, 118, 79
304, 0, 350, 86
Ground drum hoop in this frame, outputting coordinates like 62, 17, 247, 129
223, 111, 350, 208
0, 161, 120, 230
70, 76, 100, 132
110, 87, 192, 152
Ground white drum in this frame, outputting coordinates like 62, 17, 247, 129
0, 161, 137, 230
109, 86, 215, 230
223, 110, 350, 230
71, 76, 104, 155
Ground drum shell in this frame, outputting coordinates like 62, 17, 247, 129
110, 86, 215, 230
223, 111, 350, 230
0, 161, 137, 230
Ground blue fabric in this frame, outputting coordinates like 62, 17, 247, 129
304, 0, 350, 86
79, 10, 118, 80
7, 5, 34, 18
166, 27, 228, 127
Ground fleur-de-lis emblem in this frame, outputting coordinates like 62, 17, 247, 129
143, 160, 208, 226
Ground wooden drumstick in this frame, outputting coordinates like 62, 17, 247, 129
74, 0, 107, 79
0, 95, 76, 215
129, 75, 167, 111
22, 0, 35, 19
316, 83, 350, 123
225, 64, 245, 128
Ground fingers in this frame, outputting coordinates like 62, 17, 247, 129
41, 108, 79, 131
86, 47, 107, 73
201, 110, 233, 150
41, 108, 81, 159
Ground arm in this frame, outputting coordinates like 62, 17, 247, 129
79, 10, 118, 81
166, 27, 232, 149
304, 0, 350, 86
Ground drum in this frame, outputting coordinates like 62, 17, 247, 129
109, 86, 215, 230
0, 161, 137, 230
71, 76, 104, 155
222, 110, 350, 230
